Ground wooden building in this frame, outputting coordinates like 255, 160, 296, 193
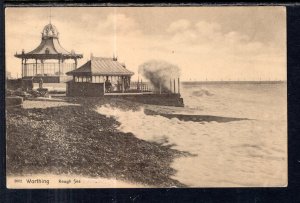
66, 56, 134, 97
15, 23, 83, 83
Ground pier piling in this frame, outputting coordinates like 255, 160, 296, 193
173, 79, 176, 93
159, 82, 162, 94
178, 77, 180, 94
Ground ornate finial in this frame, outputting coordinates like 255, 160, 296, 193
42, 23, 58, 38
113, 53, 117, 61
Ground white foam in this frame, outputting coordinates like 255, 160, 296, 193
97, 105, 287, 187
96, 84, 287, 187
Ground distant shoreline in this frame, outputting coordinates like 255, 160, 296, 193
181, 80, 286, 85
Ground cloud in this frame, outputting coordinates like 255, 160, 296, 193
167, 19, 191, 33
195, 21, 221, 36
5, 8, 286, 81
138, 18, 285, 81
163, 19, 278, 57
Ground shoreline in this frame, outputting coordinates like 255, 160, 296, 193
6, 98, 189, 188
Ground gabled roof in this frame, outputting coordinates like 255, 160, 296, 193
67, 61, 91, 74
66, 57, 134, 76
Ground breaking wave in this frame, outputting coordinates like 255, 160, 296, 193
95, 83, 287, 187
192, 89, 214, 97
96, 105, 286, 187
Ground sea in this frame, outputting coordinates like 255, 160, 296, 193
97, 82, 287, 187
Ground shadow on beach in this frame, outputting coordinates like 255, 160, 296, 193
6, 98, 191, 187
144, 109, 250, 123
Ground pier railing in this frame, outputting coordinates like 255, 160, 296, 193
129, 81, 154, 92
106, 78, 181, 95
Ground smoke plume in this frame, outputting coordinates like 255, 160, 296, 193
138, 60, 180, 92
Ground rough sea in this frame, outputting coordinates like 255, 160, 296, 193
97, 82, 287, 187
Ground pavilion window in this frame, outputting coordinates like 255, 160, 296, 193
92, 76, 97, 83
86, 77, 91, 83
99, 76, 104, 83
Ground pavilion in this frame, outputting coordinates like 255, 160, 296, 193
14, 23, 83, 83
65, 56, 134, 97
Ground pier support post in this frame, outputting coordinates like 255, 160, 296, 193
174, 79, 176, 93
21, 58, 24, 78
178, 78, 180, 94
24, 59, 27, 77
159, 82, 162, 94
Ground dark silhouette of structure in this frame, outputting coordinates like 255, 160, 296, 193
14, 23, 83, 83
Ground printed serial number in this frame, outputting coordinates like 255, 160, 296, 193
14, 179, 22, 183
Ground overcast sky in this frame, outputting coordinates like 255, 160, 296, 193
6, 7, 286, 81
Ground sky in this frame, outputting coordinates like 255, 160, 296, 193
5, 7, 286, 81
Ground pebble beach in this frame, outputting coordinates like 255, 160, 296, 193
6, 97, 189, 188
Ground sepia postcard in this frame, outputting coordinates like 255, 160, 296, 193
5, 6, 287, 188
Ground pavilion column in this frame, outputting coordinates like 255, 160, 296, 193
24, 59, 27, 77
61, 59, 64, 75
122, 76, 125, 93
32, 61, 34, 76
41, 60, 44, 76
58, 59, 61, 76
103, 80, 106, 94
35, 59, 38, 76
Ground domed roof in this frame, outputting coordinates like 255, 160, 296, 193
42, 23, 59, 38
15, 22, 83, 60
